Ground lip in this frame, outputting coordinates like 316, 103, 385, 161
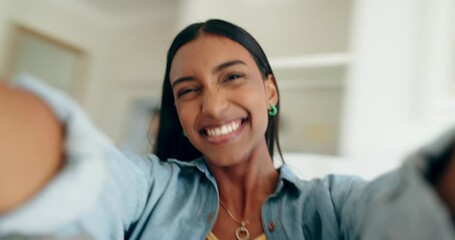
199, 118, 248, 144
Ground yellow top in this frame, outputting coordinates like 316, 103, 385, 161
207, 232, 267, 240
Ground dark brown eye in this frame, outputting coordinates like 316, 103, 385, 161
177, 87, 200, 98
224, 73, 245, 82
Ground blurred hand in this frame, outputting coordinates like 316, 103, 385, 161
436, 143, 455, 219
0, 83, 64, 213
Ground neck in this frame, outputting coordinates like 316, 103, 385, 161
206, 141, 279, 219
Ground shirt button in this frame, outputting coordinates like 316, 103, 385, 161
268, 222, 276, 232
207, 212, 214, 223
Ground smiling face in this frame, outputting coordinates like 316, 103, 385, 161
169, 34, 278, 166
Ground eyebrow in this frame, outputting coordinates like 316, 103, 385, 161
212, 60, 246, 74
171, 76, 194, 89
171, 60, 247, 89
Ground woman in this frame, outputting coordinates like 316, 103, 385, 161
1, 19, 454, 240
157, 19, 283, 239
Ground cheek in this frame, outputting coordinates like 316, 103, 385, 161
253, 105, 269, 131
176, 103, 197, 131
176, 103, 205, 151
242, 83, 269, 111
238, 87, 269, 128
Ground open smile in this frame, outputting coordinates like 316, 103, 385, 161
199, 118, 248, 144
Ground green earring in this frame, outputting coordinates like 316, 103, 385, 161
183, 130, 187, 137
268, 104, 278, 116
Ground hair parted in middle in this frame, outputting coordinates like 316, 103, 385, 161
153, 19, 282, 162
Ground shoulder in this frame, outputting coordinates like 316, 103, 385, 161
278, 164, 366, 209
273, 166, 366, 238
341, 154, 455, 239
281, 164, 365, 195
117, 154, 208, 190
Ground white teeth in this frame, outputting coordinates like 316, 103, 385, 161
205, 121, 241, 137
220, 126, 228, 135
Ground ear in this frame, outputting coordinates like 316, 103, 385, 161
264, 74, 278, 106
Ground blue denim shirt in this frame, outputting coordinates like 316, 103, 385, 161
1, 75, 454, 239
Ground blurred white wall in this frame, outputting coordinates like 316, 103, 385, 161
0, 0, 110, 125
177, 0, 351, 55
13, 34, 78, 92
0, 0, 9, 77
342, 0, 455, 163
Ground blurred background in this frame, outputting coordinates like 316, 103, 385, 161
1, 0, 454, 179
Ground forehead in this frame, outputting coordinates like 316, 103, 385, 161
169, 34, 256, 80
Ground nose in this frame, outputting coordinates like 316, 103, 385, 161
201, 88, 229, 118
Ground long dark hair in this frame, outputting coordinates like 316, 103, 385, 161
153, 19, 282, 162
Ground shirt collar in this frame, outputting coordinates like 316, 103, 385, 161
167, 157, 213, 178
275, 164, 302, 196
168, 157, 303, 196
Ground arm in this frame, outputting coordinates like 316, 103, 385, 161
340, 127, 455, 239
0, 83, 64, 213
0, 76, 155, 238
435, 143, 455, 219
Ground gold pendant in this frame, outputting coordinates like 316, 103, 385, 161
235, 222, 250, 240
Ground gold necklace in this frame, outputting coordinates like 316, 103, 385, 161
219, 199, 257, 240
